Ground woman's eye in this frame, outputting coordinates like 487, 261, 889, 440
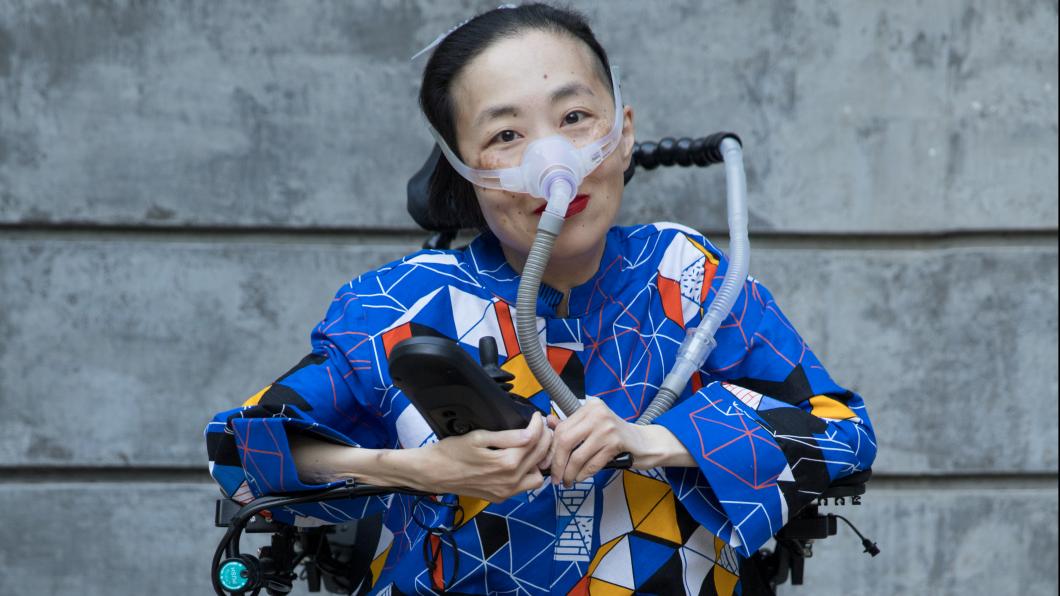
493, 130, 519, 144
563, 111, 588, 125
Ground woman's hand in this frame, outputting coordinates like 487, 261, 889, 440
409, 411, 553, 502
547, 398, 696, 487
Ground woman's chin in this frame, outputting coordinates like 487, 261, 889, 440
550, 226, 608, 262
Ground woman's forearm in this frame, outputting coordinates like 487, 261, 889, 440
632, 424, 697, 469
289, 435, 429, 490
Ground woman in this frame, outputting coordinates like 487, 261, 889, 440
205, 4, 876, 594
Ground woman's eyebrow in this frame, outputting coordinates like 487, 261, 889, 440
473, 82, 597, 128
474, 105, 520, 128
549, 82, 596, 103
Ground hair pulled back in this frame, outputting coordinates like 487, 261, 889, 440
418, 3, 612, 230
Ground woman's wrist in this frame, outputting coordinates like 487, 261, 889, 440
628, 424, 697, 469
343, 444, 434, 490
290, 435, 436, 490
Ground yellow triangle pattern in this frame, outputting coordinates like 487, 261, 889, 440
635, 492, 682, 545
713, 536, 738, 596
809, 395, 858, 420
687, 237, 721, 265
622, 471, 671, 527
369, 544, 391, 588
501, 353, 543, 398
242, 384, 270, 407
587, 578, 634, 596
714, 566, 739, 596
457, 494, 491, 527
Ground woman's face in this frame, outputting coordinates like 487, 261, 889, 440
450, 30, 635, 270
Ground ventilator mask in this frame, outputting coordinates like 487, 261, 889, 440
426, 66, 624, 220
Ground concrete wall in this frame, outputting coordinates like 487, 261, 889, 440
1, 1, 1056, 594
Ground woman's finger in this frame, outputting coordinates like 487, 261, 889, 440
563, 433, 611, 487
550, 413, 596, 485
573, 446, 618, 484
476, 411, 541, 449
521, 418, 552, 475
538, 439, 554, 472
514, 469, 547, 495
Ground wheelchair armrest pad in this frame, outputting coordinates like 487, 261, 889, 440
215, 498, 286, 532
819, 469, 872, 500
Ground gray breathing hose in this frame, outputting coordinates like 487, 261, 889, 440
515, 136, 749, 422
514, 187, 584, 417
637, 137, 748, 424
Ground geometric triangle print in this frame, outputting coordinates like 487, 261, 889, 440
591, 536, 634, 588
623, 471, 671, 527
628, 533, 677, 587
635, 549, 685, 595
636, 492, 682, 545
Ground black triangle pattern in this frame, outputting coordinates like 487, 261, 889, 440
474, 512, 510, 561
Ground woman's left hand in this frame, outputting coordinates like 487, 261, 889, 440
547, 397, 694, 487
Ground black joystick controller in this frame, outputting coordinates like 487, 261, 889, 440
478, 336, 515, 392
388, 336, 538, 439
388, 335, 633, 471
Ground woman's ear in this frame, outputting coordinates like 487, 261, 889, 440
620, 105, 635, 167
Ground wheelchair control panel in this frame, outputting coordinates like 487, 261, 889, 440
390, 335, 633, 469
388, 335, 539, 437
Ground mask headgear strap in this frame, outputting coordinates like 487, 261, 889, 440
410, 4, 518, 61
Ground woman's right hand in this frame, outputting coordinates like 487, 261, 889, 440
407, 411, 553, 502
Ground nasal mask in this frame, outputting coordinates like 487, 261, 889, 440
426, 66, 624, 232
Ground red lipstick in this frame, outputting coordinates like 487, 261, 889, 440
533, 194, 591, 217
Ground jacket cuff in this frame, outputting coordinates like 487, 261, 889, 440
653, 382, 789, 556
229, 415, 354, 496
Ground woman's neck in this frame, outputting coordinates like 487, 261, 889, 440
501, 240, 606, 317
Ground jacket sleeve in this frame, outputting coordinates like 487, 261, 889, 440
204, 283, 392, 523
652, 238, 877, 557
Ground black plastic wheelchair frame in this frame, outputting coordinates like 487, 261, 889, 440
212, 135, 879, 595
214, 470, 875, 595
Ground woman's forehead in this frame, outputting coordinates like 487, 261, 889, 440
451, 30, 609, 122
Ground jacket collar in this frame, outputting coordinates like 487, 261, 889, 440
465, 228, 629, 318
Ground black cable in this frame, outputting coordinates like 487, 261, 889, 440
411, 495, 465, 591
832, 514, 881, 557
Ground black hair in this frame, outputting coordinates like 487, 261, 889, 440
418, 2, 613, 231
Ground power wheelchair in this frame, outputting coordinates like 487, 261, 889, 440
212, 135, 879, 595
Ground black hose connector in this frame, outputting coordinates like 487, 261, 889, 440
632, 132, 742, 171
636, 140, 659, 170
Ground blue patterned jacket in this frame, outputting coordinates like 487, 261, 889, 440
205, 222, 876, 595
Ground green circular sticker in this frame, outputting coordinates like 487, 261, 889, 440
218, 559, 250, 591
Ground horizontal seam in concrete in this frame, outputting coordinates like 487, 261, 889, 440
868, 473, 1060, 491
0, 223, 1056, 251
0, 467, 215, 484
1, 467, 1056, 488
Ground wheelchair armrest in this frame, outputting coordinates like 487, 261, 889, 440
214, 498, 285, 533
819, 469, 872, 500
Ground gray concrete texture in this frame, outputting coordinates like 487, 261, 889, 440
0, 1, 1057, 595
0, 0, 1056, 232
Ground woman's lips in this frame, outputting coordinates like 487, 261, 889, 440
533, 194, 591, 217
